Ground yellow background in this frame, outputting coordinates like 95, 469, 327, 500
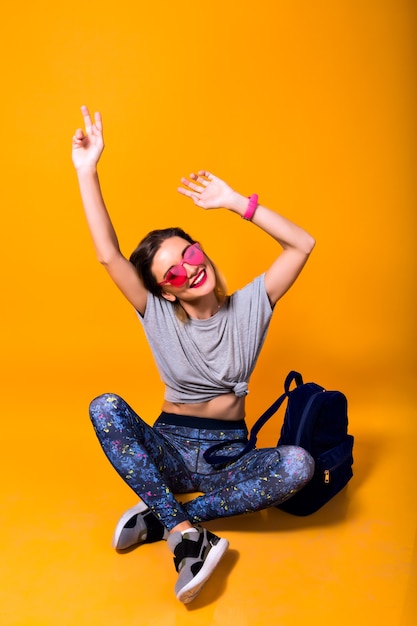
0, 1, 415, 625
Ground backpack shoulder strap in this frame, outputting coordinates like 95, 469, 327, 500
284, 370, 304, 392
247, 371, 304, 446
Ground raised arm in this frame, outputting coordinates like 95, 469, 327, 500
72, 106, 148, 314
178, 171, 315, 307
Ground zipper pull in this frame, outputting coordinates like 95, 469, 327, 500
324, 469, 330, 484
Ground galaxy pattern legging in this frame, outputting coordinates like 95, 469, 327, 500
89, 393, 315, 531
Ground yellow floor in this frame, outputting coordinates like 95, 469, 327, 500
1, 379, 415, 626
1, 0, 415, 623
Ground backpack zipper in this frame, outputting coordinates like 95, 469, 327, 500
323, 454, 350, 484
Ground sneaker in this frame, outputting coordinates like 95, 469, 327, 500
112, 501, 169, 551
167, 527, 229, 604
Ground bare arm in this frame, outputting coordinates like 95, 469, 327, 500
178, 171, 315, 307
72, 106, 147, 314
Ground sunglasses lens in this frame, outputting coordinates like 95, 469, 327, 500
165, 266, 187, 286
184, 243, 204, 265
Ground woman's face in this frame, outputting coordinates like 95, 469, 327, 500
151, 236, 216, 300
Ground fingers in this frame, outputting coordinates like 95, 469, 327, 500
191, 171, 213, 185
179, 172, 212, 192
177, 186, 193, 198
72, 128, 86, 146
80, 105, 103, 135
177, 186, 203, 205
81, 105, 93, 133
197, 170, 213, 180
94, 110, 103, 133
177, 183, 200, 198
180, 179, 203, 193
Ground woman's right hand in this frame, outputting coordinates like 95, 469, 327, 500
72, 105, 104, 171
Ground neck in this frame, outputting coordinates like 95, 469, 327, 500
179, 293, 223, 320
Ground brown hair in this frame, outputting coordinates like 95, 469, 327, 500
129, 227, 228, 322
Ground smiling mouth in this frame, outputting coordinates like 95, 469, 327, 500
190, 269, 207, 288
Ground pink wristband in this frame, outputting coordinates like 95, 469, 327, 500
242, 194, 259, 221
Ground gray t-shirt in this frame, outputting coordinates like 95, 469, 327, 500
138, 273, 273, 403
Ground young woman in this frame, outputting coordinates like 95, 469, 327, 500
72, 105, 316, 604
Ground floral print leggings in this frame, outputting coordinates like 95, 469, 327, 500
89, 393, 315, 531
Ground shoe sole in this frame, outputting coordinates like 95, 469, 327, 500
176, 537, 229, 604
112, 500, 149, 550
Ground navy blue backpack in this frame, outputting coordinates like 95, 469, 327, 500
204, 371, 354, 516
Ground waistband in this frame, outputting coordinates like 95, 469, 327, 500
154, 411, 247, 431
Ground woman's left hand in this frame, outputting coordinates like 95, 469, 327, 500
178, 170, 236, 210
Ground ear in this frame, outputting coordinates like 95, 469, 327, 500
161, 291, 177, 303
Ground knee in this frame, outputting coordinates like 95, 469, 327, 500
89, 393, 125, 425
281, 445, 315, 483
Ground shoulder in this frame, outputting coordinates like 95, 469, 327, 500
232, 274, 271, 307
137, 291, 173, 324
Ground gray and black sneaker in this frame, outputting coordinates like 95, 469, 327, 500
112, 501, 169, 551
167, 527, 229, 604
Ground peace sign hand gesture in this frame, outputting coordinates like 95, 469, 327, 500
72, 105, 104, 171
